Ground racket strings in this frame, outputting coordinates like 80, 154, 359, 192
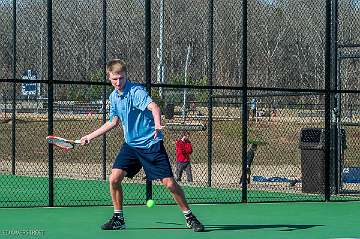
47, 138, 74, 149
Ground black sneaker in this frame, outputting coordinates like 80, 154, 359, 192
186, 215, 204, 232
101, 215, 126, 230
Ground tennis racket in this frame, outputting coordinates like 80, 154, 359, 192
46, 135, 81, 151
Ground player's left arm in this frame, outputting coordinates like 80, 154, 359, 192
147, 102, 162, 130
133, 87, 162, 138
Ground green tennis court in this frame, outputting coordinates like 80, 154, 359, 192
0, 202, 359, 239
1, 174, 360, 238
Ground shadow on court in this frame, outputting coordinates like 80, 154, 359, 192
129, 222, 323, 232
202, 224, 324, 232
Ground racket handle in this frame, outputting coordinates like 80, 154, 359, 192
74, 139, 89, 144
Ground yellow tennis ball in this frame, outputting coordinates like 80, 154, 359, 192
146, 199, 155, 208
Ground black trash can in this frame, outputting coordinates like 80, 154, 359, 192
299, 128, 325, 193
299, 128, 346, 194
164, 103, 175, 120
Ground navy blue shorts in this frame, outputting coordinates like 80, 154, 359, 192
113, 141, 174, 180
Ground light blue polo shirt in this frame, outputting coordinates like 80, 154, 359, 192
109, 80, 164, 149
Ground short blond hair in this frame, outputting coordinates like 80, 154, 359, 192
106, 59, 127, 74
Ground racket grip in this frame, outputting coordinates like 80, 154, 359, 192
75, 139, 89, 144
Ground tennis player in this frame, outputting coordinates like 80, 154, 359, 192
80, 59, 204, 232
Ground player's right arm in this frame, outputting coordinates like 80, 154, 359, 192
80, 116, 119, 145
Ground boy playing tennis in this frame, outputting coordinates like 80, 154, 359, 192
80, 59, 204, 232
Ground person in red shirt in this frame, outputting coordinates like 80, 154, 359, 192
175, 131, 193, 182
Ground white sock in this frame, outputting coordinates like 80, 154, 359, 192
114, 209, 123, 218
183, 209, 192, 218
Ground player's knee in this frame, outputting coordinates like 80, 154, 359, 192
162, 178, 177, 192
109, 174, 122, 186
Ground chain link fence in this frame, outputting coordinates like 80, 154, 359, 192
1, 0, 360, 207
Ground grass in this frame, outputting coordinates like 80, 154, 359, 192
0, 116, 360, 167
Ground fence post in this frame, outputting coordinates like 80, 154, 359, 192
11, 0, 17, 176
207, 0, 214, 188
47, 0, 54, 207
144, 0, 152, 201
241, 0, 248, 203
330, 0, 339, 195
324, 0, 332, 202
101, 0, 107, 181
